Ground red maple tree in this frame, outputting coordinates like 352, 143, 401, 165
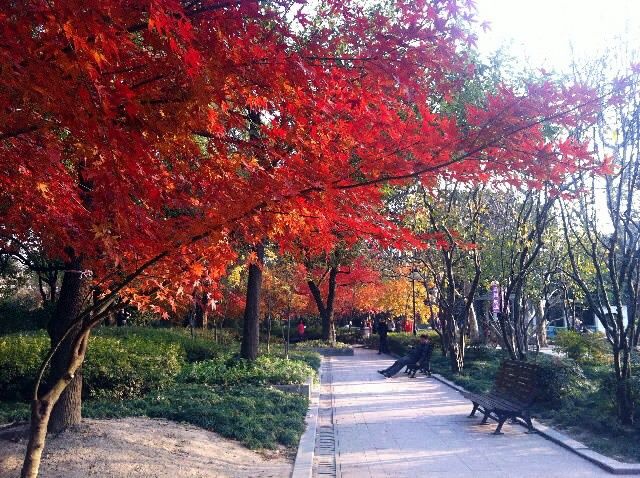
0, 1, 603, 476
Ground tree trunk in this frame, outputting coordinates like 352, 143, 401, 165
449, 330, 464, 373
46, 267, 91, 433
468, 302, 480, 343
480, 299, 490, 344
22, 265, 93, 478
194, 291, 209, 329
536, 300, 548, 347
307, 266, 338, 344
22, 325, 92, 478
240, 244, 264, 360
614, 348, 635, 424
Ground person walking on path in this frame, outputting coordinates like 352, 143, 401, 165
378, 334, 431, 377
377, 319, 389, 354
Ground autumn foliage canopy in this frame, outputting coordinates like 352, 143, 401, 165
0, 0, 600, 313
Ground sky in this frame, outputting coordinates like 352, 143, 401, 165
473, 1, 640, 231
474, 0, 640, 72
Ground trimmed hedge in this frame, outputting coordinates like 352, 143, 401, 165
83, 336, 184, 400
0, 333, 49, 400
180, 354, 315, 386
94, 326, 226, 362
292, 339, 351, 350
0, 331, 185, 401
288, 351, 322, 372
363, 330, 441, 356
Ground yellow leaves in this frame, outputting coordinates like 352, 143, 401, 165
227, 265, 243, 287
36, 182, 50, 198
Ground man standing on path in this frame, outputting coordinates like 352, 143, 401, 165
377, 319, 389, 354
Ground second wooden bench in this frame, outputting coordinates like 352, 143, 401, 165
463, 359, 538, 435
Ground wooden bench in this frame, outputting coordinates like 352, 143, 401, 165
404, 357, 431, 378
463, 360, 538, 435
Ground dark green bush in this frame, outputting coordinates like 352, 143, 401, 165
0, 302, 51, 334
364, 331, 440, 356
94, 326, 226, 362
553, 330, 610, 364
0, 401, 29, 423
83, 336, 184, 400
464, 344, 503, 362
85, 384, 308, 449
0, 331, 185, 401
336, 329, 361, 344
287, 351, 322, 372
0, 333, 49, 400
535, 354, 588, 407
180, 354, 314, 386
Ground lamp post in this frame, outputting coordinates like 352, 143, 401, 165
408, 269, 422, 336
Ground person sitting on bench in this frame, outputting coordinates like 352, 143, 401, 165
407, 339, 433, 378
378, 334, 431, 378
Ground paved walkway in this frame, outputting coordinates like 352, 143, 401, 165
322, 348, 609, 478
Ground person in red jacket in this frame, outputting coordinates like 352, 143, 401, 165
296, 320, 305, 340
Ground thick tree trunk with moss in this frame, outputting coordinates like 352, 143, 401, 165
22, 266, 92, 478
240, 244, 264, 360
46, 267, 91, 433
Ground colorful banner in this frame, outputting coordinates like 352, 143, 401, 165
491, 282, 501, 314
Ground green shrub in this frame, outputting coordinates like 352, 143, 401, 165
180, 355, 315, 386
84, 384, 308, 449
553, 330, 610, 364
464, 344, 503, 362
364, 331, 440, 356
0, 330, 185, 401
0, 302, 51, 334
535, 354, 588, 407
292, 339, 351, 350
0, 401, 29, 423
336, 329, 361, 344
0, 333, 49, 400
94, 326, 227, 362
83, 336, 184, 400
287, 351, 322, 372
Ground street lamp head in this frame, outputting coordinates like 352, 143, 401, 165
408, 269, 422, 281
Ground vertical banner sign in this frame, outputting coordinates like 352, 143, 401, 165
491, 282, 501, 314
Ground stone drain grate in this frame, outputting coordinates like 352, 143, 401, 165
313, 359, 338, 478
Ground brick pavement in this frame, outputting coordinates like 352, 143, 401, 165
326, 347, 610, 478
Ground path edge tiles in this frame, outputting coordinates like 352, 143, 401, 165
431, 373, 640, 475
291, 365, 321, 478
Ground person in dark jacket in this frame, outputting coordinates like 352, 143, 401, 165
377, 319, 389, 354
409, 338, 433, 377
378, 335, 431, 378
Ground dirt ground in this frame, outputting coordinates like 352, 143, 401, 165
0, 417, 294, 478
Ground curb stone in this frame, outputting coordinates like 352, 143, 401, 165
430, 373, 640, 475
291, 363, 321, 478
